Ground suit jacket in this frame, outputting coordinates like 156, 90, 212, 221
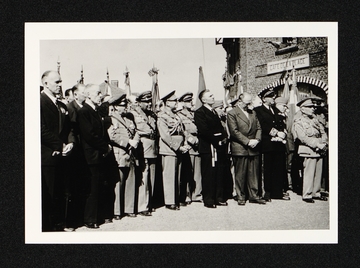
194, 105, 228, 154
77, 102, 110, 165
253, 105, 286, 153
227, 106, 261, 156
41, 92, 75, 166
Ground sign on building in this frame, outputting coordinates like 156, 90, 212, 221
267, 54, 310, 75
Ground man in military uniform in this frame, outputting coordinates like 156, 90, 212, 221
157, 91, 190, 210
177, 92, 202, 204
292, 97, 328, 203
254, 88, 290, 202
130, 91, 158, 213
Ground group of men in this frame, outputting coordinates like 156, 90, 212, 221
40, 70, 328, 232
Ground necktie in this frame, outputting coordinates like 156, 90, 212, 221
56, 100, 63, 133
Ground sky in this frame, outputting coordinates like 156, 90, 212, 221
40, 38, 227, 100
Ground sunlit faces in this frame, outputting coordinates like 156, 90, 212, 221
276, 103, 288, 113
202, 91, 215, 105
166, 98, 178, 112
74, 84, 86, 103
182, 100, 193, 110
139, 100, 152, 111
300, 105, 316, 117
44, 71, 62, 96
86, 85, 103, 106
239, 93, 253, 110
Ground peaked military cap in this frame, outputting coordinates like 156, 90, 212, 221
136, 91, 152, 102
161, 90, 177, 102
229, 98, 239, 107
111, 93, 127, 106
297, 97, 316, 107
258, 88, 276, 99
178, 92, 193, 102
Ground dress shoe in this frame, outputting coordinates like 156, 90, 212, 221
63, 227, 75, 232
139, 211, 152, 216
237, 200, 246, 206
302, 198, 315, 203
204, 204, 217, 208
186, 201, 192, 205
104, 218, 113, 224
151, 208, 156, 212
313, 196, 328, 201
249, 199, 266, 204
281, 196, 291, 201
166, 205, 180, 210
263, 197, 272, 202
216, 201, 228, 206
283, 192, 290, 197
126, 213, 137, 217
114, 215, 121, 220
179, 202, 187, 207
85, 223, 99, 229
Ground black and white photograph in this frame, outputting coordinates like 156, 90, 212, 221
25, 22, 337, 243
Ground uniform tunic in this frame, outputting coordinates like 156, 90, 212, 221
292, 114, 328, 199
177, 108, 202, 202
157, 106, 185, 205
131, 106, 157, 211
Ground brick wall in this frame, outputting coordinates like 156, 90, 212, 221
237, 37, 328, 96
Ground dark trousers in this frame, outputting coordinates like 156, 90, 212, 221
263, 151, 287, 199
200, 150, 226, 206
233, 155, 260, 201
41, 165, 65, 231
179, 152, 194, 203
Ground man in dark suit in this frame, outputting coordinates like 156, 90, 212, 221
40, 70, 75, 231
194, 89, 229, 208
77, 84, 114, 229
254, 88, 290, 201
227, 92, 266, 205
65, 83, 89, 228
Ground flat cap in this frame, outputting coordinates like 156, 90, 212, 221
178, 92, 193, 102
161, 90, 177, 102
136, 91, 152, 102
275, 97, 288, 105
258, 88, 276, 99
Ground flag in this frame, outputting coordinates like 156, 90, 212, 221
281, 71, 290, 100
195, 66, 206, 110
124, 66, 131, 97
148, 66, 160, 112
286, 66, 300, 131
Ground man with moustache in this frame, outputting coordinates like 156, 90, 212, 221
227, 92, 265, 205
40, 70, 75, 231
194, 89, 229, 208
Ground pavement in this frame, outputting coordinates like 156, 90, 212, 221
75, 190, 329, 232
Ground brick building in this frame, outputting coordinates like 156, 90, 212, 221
218, 37, 328, 104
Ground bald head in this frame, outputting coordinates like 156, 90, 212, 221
238, 92, 253, 110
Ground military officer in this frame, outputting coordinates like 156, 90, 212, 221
107, 94, 146, 217
177, 92, 202, 204
157, 90, 190, 210
130, 91, 158, 213
292, 97, 328, 203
